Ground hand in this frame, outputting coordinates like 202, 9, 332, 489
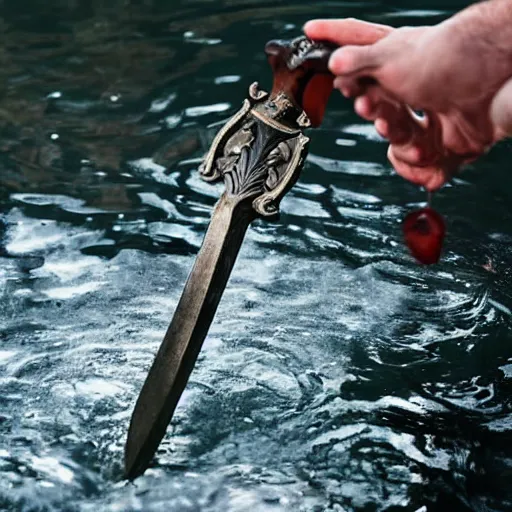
304, 16, 512, 190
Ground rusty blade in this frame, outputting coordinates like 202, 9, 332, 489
124, 195, 255, 480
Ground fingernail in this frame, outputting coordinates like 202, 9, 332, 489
302, 20, 315, 33
354, 96, 365, 116
375, 118, 389, 138
332, 77, 348, 96
329, 48, 350, 74
411, 146, 422, 163
328, 50, 340, 73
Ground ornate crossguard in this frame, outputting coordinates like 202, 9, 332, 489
124, 36, 336, 480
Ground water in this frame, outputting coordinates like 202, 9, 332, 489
1, 1, 512, 511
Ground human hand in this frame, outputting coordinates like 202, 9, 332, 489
304, 14, 512, 190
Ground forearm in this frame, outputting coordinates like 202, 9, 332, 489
447, 0, 512, 138
446, 0, 512, 66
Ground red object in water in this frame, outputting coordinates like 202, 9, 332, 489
402, 207, 446, 264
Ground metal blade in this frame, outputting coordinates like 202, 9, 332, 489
125, 194, 254, 480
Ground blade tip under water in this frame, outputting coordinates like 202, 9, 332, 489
124, 410, 160, 480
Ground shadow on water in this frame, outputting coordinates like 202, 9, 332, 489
1, 1, 512, 511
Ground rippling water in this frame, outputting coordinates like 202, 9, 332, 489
1, 1, 512, 511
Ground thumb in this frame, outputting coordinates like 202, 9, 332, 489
329, 44, 381, 76
491, 77, 512, 139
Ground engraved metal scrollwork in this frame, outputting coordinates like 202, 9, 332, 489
199, 83, 310, 219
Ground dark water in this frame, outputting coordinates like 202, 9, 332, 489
1, 1, 512, 511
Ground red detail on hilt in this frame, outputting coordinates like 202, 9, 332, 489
265, 38, 335, 127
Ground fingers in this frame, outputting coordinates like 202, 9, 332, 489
348, 86, 416, 145
375, 106, 414, 145
304, 18, 393, 47
390, 107, 444, 165
354, 95, 376, 120
388, 147, 450, 191
343, 87, 457, 192
329, 44, 381, 76
346, 85, 442, 159
388, 125, 466, 192
348, 89, 455, 191
334, 76, 371, 98
305, 19, 392, 78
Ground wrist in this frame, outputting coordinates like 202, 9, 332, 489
446, 0, 512, 65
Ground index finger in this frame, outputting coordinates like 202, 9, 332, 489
304, 18, 393, 46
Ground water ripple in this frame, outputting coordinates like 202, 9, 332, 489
1, 1, 512, 511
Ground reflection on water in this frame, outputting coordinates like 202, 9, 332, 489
1, 1, 512, 511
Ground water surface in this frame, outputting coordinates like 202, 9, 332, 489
1, 1, 512, 511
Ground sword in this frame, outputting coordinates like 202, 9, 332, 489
125, 36, 336, 480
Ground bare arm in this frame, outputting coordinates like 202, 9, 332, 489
305, 0, 512, 190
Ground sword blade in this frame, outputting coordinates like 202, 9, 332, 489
125, 194, 254, 479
